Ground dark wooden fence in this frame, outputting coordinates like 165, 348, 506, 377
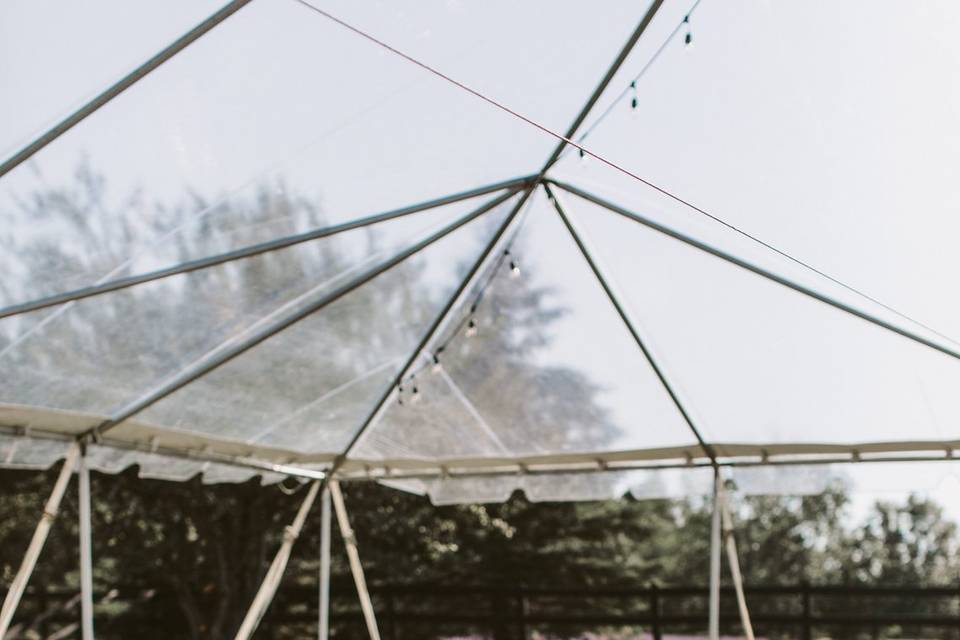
10, 582, 960, 639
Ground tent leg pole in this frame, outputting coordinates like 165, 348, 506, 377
329, 480, 381, 640
78, 449, 95, 640
720, 487, 755, 640
708, 468, 721, 640
234, 479, 321, 640
0, 443, 81, 637
318, 487, 331, 640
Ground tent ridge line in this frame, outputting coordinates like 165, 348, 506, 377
3, 419, 959, 483
0, 422, 325, 481
549, 179, 960, 365
84, 186, 523, 442
0, 174, 534, 320
544, 183, 718, 465
0, 0, 255, 180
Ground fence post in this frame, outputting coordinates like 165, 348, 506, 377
516, 589, 527, 640
386, 591, 397, 640
801, 582, 812, 640
650, 584, 662, 640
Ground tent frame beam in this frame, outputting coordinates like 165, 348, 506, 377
0, 0, 255, 179
0, 443, 81, 637
544, 183, 717, 463
548, 179, 960, 365
87, 186, 522, 440
0, 175, 533, 321
538, 0, 666, 174
6, 422, 960, 484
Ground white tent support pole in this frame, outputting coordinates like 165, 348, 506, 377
719, 485, 755, 640
0, 443, 81, 637
78, 449, 95, 640
234, 479, 321, 640
318, 487, 331, 640
329, 481, 381, 640
708, 468, 721, 640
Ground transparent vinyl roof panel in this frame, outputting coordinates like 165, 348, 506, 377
559, 192, 960, 447
0, 193, 510, 431
0, 0, 552, 311
352, 189, 699, 463
0, 0, 225, 159
549, 0, 960, 342
382, 467, 715, 506
106, 195, 517, 453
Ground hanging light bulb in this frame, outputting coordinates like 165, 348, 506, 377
683, 15, 693, 47
397, 384, 404, 405
629, 80, 639, 114
409, 385, 421, 404
504, 249, 520, 278
465, 318, 478, 338
578, 147, 588, 165
431, 353, 443, 374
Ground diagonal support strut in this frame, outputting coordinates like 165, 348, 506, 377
544, 183, 718, 463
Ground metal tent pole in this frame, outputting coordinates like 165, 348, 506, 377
318, 487, 332, 640
549, 180, 960, 365
720, 486, 755, 640
708, 468, 722, 640
0, 443, 81, 637
0, 0, 254, 179
538, 0, 666, 173
0, 175, 532, 321
328, 481, 381, 640
234, 479, 322, 640
545, 184, 717, 463
78, 450, 95, 640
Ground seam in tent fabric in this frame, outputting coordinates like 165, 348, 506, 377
290, 0, 958, 353
248, 358, 402, 444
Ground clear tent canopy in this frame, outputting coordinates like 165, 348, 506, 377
2, 0, 960, 508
